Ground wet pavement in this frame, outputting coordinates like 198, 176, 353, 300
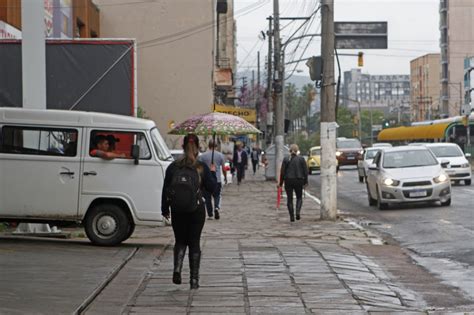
1, 171, 473, 314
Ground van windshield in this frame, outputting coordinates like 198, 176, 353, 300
151, 128, 173, 161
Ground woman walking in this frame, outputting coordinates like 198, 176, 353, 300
278, 144, 309, 222
162, 134, 217, 289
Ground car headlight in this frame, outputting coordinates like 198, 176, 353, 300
461, 163, 470, 168
383, 178, 400, 186
359, 150, 364, 155
433, 173, 448, 183
336, 151, 342, 157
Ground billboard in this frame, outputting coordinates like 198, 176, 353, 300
0, 40, 136, 116
213, 104, 257, 123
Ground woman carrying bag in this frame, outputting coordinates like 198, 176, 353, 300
162, 134, 217, 289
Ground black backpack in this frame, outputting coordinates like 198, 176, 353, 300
168, 165, 202, 213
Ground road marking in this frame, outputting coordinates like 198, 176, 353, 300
439, 219, 452, 224
305, 190, 321, 205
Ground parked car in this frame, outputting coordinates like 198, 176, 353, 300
307, 146, 339, 174
425, 143, 472, 185
336, 137, 363, 168
357, 147, 382, 183
0, 108, 173, 246
366, 146, 451, 210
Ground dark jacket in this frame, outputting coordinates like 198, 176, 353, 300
161, 160, 217, 217
279, 155, 308, 186
233, 149, 248, 166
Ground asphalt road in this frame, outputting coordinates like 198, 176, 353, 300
308, 166, 474, 298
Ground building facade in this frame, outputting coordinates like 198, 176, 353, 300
96, 0, 217, 148
214, 0, 237, 105
410, 53, 441, 121
439, 0, 474, 117
342, 69, 410, 115
0, 0, 99, 39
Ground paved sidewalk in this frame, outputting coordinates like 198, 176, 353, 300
123, 173, 444, 315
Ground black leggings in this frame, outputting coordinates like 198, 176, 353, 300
171, 205, 206, 254
285, 178, 304, 208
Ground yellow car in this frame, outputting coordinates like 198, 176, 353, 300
307, 146, 339, 174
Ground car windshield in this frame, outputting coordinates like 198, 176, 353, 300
383, 150, 438, 168
311, 148, 321, 156
151, 128, 173, 161
429, 145, 463, 157
365, 149, 380, 159
337, 139, 361, 149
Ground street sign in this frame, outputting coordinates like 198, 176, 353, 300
372, 124, 382, 131
335, 22, 388, 49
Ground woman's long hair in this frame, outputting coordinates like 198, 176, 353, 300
176, 134, 203, 174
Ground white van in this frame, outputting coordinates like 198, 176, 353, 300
0, 108, 173, 245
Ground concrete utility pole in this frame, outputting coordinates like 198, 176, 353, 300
273, 0, 285, 181
22, 0, 46, 109
266, 16, 273, 145
320, 0, 337, 220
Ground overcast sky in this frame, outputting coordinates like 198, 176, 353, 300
235, 0, 440, 78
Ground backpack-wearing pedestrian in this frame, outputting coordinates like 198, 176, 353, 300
278, 144, 309, 222
162, 134, 217, 289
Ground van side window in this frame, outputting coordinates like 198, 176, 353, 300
0, 126, 78, 157
89, 130, 151, 160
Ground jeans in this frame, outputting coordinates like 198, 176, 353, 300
236, 163, 246, 183
203, 183, 222, 216
171, 204, 206, 254
284, 178, 304, 210
252, 159, 258, 174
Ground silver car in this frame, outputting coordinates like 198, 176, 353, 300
366, 146, 451, 210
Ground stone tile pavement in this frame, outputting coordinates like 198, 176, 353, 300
122, 173, 470, 315
120, 175, 406, 314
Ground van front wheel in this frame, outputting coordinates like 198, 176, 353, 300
85, 204, 130, 246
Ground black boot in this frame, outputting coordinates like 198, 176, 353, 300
189, 252, 201, 289
288, 202, 295, 222
296, 199, 303, 220
173, 245, 186, 284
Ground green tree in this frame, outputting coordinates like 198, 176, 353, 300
336, 106, 355, 138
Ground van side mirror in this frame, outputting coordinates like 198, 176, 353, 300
466, 153, 472, 158
131, 144, 140, 165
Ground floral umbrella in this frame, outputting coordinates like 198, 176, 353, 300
169, 112, 261, 163
168, 112, 261, 136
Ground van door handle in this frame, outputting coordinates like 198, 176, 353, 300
83, 171, 97, 176
60, 171, 75, 176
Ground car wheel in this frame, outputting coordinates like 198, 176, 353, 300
376, 187, 388, 210
359, 175, 364, 183
465, 179, 471, 186
84, 203, 131, 246
440, 198, 451, 207
367, 183, 377, 206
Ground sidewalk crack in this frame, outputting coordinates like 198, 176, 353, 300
238, 240, 251, 315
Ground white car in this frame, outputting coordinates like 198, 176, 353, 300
366, 146, 451, 210
357, 147, 382, 183
425, 143, 471, 185
372, 143, 392, 148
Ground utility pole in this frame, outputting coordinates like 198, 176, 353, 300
257, 51, 261, 144
320, 0, 337, 220
273, 0, 284, 181
267, 16, 273, 146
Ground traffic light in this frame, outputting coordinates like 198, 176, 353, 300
358, 52, 364, 67
382, 119, 390, 129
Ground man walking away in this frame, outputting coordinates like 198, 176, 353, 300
251, 146, 261, 175
278, 144, 309, 222
198, 140, 227, 219
233, 142, 248, 185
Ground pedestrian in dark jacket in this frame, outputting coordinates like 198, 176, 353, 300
278, 144, 309, 222
233, 142, 248, 185
162, 134, 217, 289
